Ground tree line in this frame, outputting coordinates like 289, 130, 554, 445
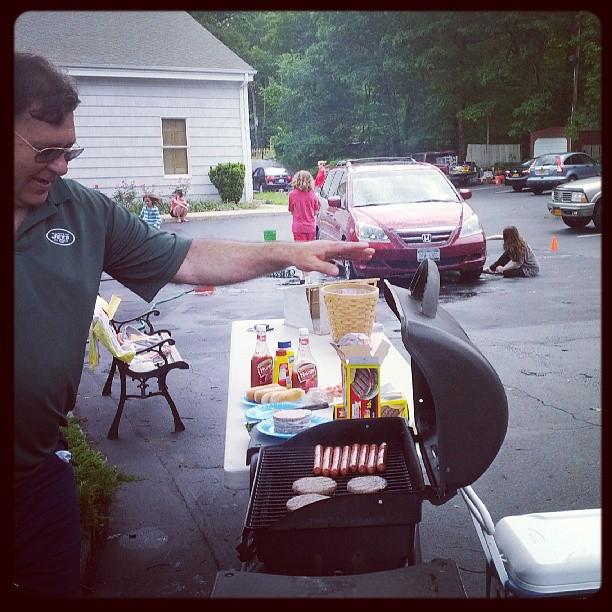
191, 11, 601, 170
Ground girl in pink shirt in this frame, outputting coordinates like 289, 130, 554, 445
288, 170, 320, 241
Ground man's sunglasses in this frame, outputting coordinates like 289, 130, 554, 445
15, 130, 84, 164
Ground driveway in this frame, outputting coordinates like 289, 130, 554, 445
77, 185, 600, 597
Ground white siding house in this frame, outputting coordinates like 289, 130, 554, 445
14, 11, 256, 202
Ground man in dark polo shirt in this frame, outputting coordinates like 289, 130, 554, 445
13, 52, 374, 597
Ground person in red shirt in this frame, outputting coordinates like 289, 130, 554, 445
288, 170, 320, 241
314, 160, 327, 191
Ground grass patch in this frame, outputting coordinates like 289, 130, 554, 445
60, 415, 138, 536
253, 191, 289, 206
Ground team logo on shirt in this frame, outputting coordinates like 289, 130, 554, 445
46, 228, 76, 246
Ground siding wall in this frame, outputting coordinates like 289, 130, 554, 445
66, 76, 248, 202
466, 144, 522, 167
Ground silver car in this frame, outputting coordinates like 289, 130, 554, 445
548, 176, 602, 231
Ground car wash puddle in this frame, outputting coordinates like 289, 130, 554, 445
385, 272, 498, 304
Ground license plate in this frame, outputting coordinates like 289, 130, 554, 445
512, 173, 519, 177
417, 247, 440, 262
552, 208, 562, 216
536, 169, 546, 176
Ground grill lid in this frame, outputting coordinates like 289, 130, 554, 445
383, 260, 508, 499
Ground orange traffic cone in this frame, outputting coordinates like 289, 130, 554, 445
550, 236, 559, 252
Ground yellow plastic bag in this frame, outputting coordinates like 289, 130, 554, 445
88, 296, 136, 370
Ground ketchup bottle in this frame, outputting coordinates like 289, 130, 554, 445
250, 324, 273, 387
291, 327, 318, 391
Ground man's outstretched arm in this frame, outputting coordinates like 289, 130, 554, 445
172, 239, 375, 286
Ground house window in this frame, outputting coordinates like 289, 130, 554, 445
162, 118, 188, 175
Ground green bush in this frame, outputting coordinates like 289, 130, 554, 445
112, 180, 140, 210
209, 162, 245, 203
60, 415, 137, 535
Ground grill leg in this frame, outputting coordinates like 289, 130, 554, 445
107, 369, 128, 439
102, 359, 117, 396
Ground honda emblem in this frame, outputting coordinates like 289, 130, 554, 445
421, 233, 432, 243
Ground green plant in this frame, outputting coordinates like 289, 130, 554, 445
174, 178, 191, 196
209, 162, 245, 203
112, 180, 140, 210
60, 415, 137, 535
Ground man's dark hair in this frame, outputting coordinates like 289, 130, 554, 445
14, 52, 80, 125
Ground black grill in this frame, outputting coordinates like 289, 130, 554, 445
247, 444, 416, 530
239, 418, 428, 575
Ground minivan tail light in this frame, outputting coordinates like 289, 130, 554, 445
555, 156, 564, 174
265, 175, 274, 183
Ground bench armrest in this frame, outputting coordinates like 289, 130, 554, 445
113, 309, 161, 334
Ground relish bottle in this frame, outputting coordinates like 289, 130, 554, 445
250, 324, 273, 387
291, 328, 318, 391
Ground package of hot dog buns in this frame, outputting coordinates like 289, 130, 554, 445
331, 336, 391, 419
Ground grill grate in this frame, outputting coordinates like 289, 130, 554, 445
247, 444, 417, 529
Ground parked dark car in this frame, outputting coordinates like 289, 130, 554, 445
252, 166, 292, 192
316, 157, 486, 282
504, 158, 535, 191
526, 152, 600, 195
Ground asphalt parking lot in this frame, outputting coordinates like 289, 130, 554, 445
76, 183, 601, 598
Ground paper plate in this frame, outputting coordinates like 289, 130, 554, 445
245, 402, 304, 422
255, 413, 330, 439
243, 396, 302, 407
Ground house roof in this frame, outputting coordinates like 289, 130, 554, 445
14, 11, 255, 74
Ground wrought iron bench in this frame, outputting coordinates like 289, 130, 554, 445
100, 307, 189, 439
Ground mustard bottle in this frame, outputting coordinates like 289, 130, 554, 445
273, 349, 292, 388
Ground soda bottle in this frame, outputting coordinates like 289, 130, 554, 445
291, 327, 318, 391
250, 324, 273, 387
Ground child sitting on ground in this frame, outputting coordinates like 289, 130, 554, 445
170, 189, 190, 223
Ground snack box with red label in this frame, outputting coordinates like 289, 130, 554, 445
331, 337, 390, 420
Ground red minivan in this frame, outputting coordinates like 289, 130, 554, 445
316, 158, 486, 281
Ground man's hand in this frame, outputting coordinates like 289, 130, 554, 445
288, 240, 375, 276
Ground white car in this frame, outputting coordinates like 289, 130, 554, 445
548, 176, 602, 231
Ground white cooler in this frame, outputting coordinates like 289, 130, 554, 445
495, 509, 601, 596
460, 487, 601, 598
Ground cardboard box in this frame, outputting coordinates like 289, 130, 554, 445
283, 284, 330, 335
332, 337, 391, 419
378, 397, 409, 419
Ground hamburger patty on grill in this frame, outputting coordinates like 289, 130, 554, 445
286, 493, 330, 512
292, 476, 337, 496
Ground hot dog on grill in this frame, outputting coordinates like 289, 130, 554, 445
321, 446, 333, 477
313, 444, 323, 475
357, 444, 370, 474
330, 446, 342, 478
366, 443, 378, 474
340, 445, 351, 476
349, 443, 360, 473
376, 442, 388, 473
